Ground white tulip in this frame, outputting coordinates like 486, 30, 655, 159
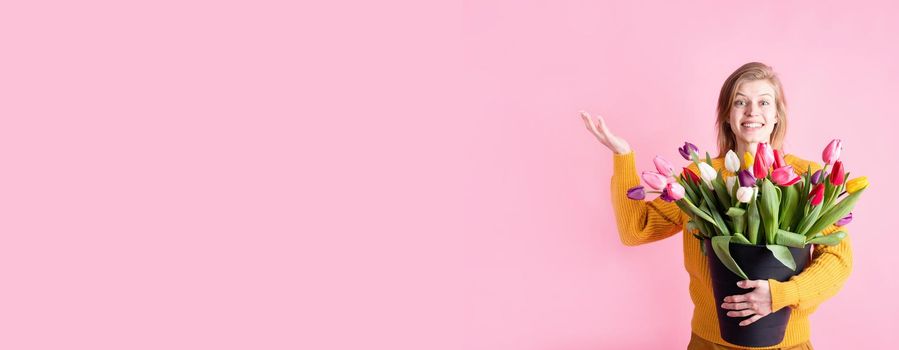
726, 176, 737, 194
725, 150, 741, 173
698, 162, 717, 189
736, 187, 755, 203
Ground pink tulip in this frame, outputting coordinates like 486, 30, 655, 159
771, 165, 801, 186
660, 182, 685, 202
822, 139, 843, 165
653, 156, 675, 177
642, 171, 668, 191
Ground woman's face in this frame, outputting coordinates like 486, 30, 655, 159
728, 80, 778, 145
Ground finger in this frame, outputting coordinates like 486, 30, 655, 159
595, 114, 612, 135
721, 302, 751, 310
739, 314, 763, 327
723, 294, 749, 303
727, 309, 756, 318
580, 111, 603, 136
737, 280, 760, 289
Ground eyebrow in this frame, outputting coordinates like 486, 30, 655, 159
736, 93, 773, 97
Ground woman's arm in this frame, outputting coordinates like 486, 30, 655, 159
768, 224, 853, 313
610, 151, 684, 246
767, 158, 853, 312
580, 110, 683, 246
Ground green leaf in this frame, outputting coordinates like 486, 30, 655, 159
706, 151, 713, 166
778, 184, 799, 230
796, 203, 822, 237
806, 188, 866, 237
712, 236, 749, 280
766, 244, 797, 271
676, 198, 718, 228
759, 179, 781, 245
712, 170, 731, 210
775, 229, 806, 249
731, 232, 752, 245
806, 231, 847, 246
698, 182, 730, 236
747, 188, 760, 244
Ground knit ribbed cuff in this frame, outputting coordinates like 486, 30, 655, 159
768, 278, 800, 313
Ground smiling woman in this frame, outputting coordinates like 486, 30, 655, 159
581, 62, 852, 349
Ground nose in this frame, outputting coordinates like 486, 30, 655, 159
746, 103, 761, 117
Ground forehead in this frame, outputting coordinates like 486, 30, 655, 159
736, 80, 776, 97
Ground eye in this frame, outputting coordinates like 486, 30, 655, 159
761, 100, 771, 106
734, 100, 745, 106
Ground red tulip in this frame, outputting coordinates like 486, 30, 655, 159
753, 152, 769, 179
809, 183, 825, 206
773, 149, 787, 169
682, 167, 701, 184
830, 161, 845, 185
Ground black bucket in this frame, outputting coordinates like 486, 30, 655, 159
704, 239, 812, 347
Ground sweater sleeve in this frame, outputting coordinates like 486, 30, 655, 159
768, 224, 853, 313
610, 151, 684, 246
767, 159, 853, 312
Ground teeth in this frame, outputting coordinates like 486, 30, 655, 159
742, 123, 763, 128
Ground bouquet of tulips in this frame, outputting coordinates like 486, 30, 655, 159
626, 140, 868, 279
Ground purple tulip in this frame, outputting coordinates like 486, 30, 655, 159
835, 212, 853, 226
811, 169, 829, 185
627, 185, 646, 200
678, 142, 699, 161
738, 170, 756, 187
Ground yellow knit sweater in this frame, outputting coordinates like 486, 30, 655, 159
610, 151, 853, 349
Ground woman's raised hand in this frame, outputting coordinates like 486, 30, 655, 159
580, 110, 632, 155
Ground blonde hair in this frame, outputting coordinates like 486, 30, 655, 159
715, 62, 789, 157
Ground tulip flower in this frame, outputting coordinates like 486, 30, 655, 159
726, 176, 737, 194
846, 176, 869, 194
830, 160, 845, 185
642, 171, 668, 191
679, 142, 699, 161
697, 162, 717, 189
823, 139, 843, 165
773, 149, 787, 169
809, 183, 825, 206
660, 182, 685, 202
736, 187, 754, 203
683, 167, 701, 184
811, 169, 829, 185
725, 150, 740, 173
653, 156, 675, 177
627, 185, 646, 200
738, 170, 756, 187
771, 165, 802, 186
753, 152, 770, 179
835, 212, 853, 226
743, 151, 754, 170
758, 143, 775, 169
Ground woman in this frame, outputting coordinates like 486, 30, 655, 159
580, 62, 851, 349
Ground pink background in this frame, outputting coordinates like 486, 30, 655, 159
2, 0, 896, 349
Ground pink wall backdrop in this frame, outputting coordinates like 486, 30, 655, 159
2, 0, 896, 349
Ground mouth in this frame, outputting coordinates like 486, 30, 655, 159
741, 122, 765, 130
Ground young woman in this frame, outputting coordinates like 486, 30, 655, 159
580, 62, 851, 349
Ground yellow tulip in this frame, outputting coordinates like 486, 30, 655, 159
846, 176, 869, 194
743, 151, 754, 169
